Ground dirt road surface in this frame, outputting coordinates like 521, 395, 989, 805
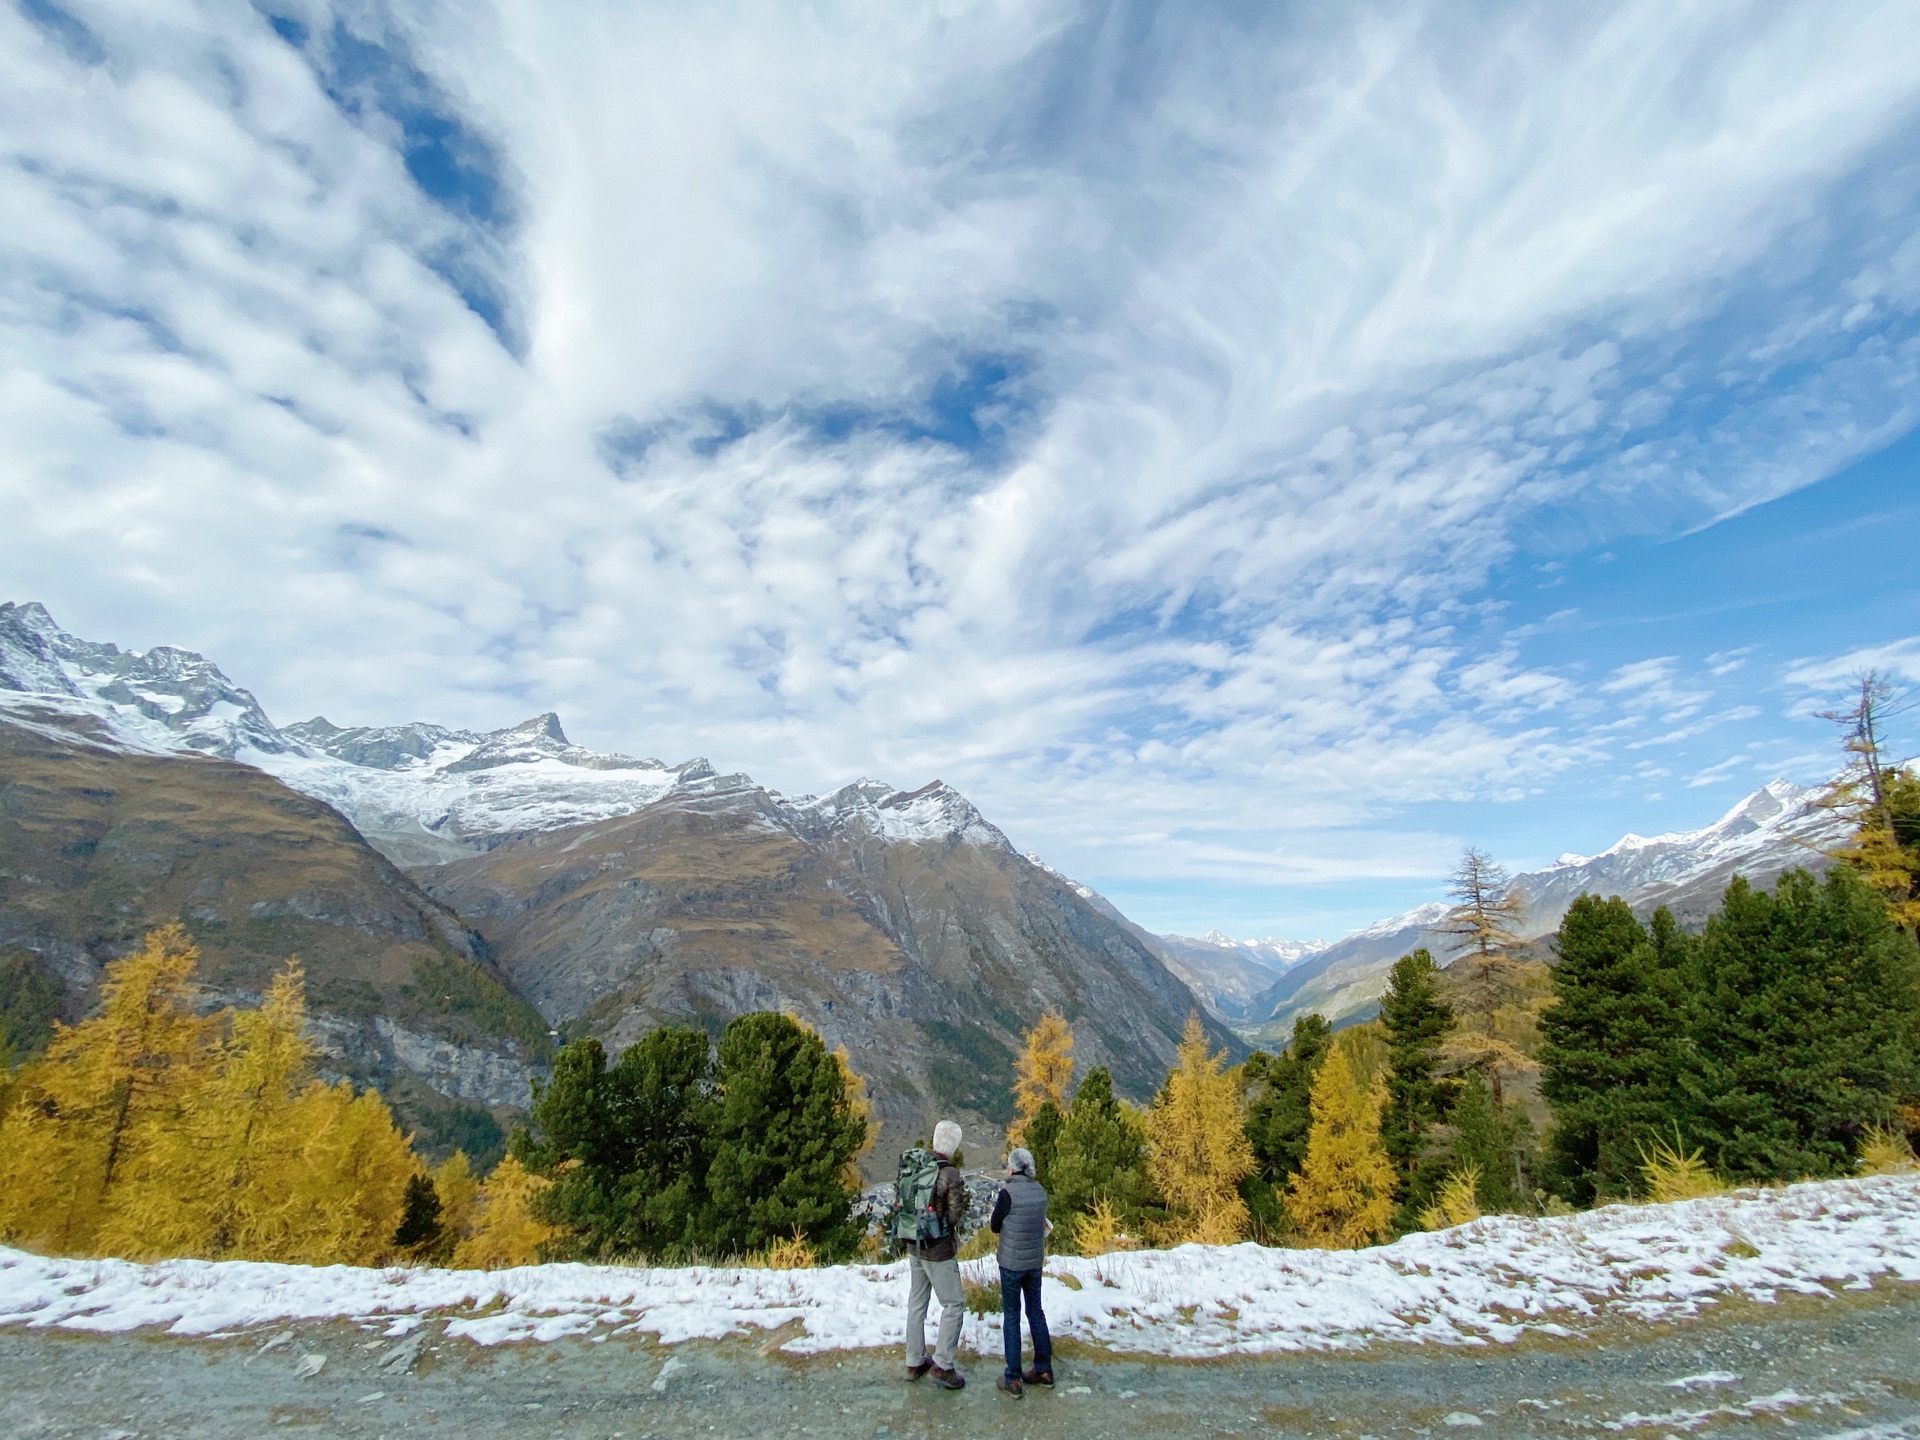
7, 1285, 1920, 1439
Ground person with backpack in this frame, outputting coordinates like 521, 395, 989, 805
988, 1146, 1053, 1397
896, 1120, 970, 1390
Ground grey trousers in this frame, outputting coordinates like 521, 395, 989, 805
904, 1253, 964, 1369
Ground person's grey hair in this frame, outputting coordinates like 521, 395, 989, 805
932, 1120, 962, 1157
1007, 1147, 1035, 1177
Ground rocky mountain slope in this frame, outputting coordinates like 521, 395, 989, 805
425, 775, 1234, 1159
2, 603, 1230, 1162
1238, 780, 1847, 1047
0, 713, 550, 1153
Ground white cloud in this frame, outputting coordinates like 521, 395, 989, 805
1785, 638, 1920, 691
4, 0, 1920, 927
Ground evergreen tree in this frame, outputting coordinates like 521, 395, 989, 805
702, 1012, 868, 1260
1539, 896, 1689, 1203
1023, 1098, 1065, 1185
1680, 867, 1920, 1182
393, 1173, 444, 1256
0, 949, 63, 1062
1284, 1042, 1395, 1248
528, 1028, 716, 1260
1145, 1014, 1255, 1243
1011, 1010, 1075, 1143
1049, 1067, 1151, 1227
1378, 949, 1455, 1221
1448, 1070, 1533, 1213
1245, 1013, 1332, 1183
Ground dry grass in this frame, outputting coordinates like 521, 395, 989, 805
1858, 1126, 1918, 1175
955, 1225, 997, 1261
747, 1231, 817, 1271
1067, 1199, 1142, 1257
962, 1275, 1002, 1315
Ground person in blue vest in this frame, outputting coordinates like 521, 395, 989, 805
988, 1146, 1053, 1397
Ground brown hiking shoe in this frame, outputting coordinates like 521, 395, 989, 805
930, 1365, 966, 1390
1023, 1368, 1054, 1386
997, 1375, 1025, 1398
905, 1359, 933, 1381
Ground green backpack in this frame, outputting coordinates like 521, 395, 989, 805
890, 1148, 950, 1246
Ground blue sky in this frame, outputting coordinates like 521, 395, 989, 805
2, 1, 1918, 941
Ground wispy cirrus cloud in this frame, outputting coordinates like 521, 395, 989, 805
4, 0, 1920, 933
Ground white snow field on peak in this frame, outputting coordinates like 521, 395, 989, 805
3, 1175, 1916, 1359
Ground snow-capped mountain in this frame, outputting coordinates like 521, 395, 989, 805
1518, 779, 1843, 929
1146, 931, 1330, 1020
0, 603, 1013, 869
1, 601, 1237, 1161
0, 601, 287, 758
1239, 783, 1847, 1045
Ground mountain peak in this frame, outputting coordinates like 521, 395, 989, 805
513, 712, 569, 745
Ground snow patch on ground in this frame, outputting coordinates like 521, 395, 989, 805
2, 1176, 1917, 1358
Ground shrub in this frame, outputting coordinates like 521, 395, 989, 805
1418, 1168, 1482, 1231
1638, 1135, 1726, 1203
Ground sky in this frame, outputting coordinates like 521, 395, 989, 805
3, 0, 1919, 942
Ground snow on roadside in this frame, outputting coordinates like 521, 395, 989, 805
2, 1175, 1917, 1358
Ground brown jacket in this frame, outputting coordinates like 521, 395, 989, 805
912, 1161, 968, 1262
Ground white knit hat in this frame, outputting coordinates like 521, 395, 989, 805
932, 1120, 962, 1156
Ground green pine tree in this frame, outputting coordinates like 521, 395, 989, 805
1023, 1098, 1065, 1185
1539, 895, 1688, 1203
702, 1013, 867, 1261
1049, 1066, 1152, 1226
526, 1028, 716, 1260
1245, 1014, 1331, 1181
392, 1173, 444, 1256
1447, 1070, 1532, 1212
1378, 949, 1456, 1223
1679, 867, 1920, 1182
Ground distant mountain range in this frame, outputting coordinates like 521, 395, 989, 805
1161, 779, 1846, 1046
0, 602, 1236, 1163
0, 598, 1847, 1141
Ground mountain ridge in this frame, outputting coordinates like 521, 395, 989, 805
1, 602, 1235, 1165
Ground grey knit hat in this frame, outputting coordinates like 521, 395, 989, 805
1007, 1147, 1035, 1177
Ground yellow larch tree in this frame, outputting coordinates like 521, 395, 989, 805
0, 924, 216, 1254
1284, 1042, 1395, 1248
102, 959, 317, 1260
1011, 1010, 1075, 1144
1144, 1013, 1254, 1243
271, 1080, 422, 1266
429, 1150, 481, 1262
454, 1154, 563, 1269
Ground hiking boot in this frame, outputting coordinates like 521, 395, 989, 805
930, 1365, 966, 1390
905, 1359, 933, 1381
997, 1375, 1024, 1398
1023, 1368, 1054, 1386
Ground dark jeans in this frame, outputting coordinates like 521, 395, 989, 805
999, 1265, 1051, 1380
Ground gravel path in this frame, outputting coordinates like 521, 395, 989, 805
7, 1284, 1920, 1439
